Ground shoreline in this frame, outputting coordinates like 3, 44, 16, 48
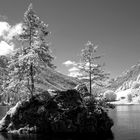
109, 100, 140, 106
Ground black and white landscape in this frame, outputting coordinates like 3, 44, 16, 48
0, 0, 140, 140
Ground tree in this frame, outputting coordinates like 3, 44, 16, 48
78, 41, 109, 95
4, 4, 55, 99
0, 56, 9, 94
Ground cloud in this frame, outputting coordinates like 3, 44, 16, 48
68, 71, 81, 77
63, 60, 76, 67
64, 61, 98, 78
63, 60, 81, 77
0, 22, 10, 36
6, 23, 23, 41
0, 21, 22, 41
0, 41, 14, 55
68, 66, 79, 72
67, 66, 82, 77
0, 21, 22, 55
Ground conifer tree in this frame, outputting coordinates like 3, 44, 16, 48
4, 4, 55, 98
78, 41, 109, 95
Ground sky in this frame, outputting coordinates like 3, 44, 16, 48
0, 0, 140, 78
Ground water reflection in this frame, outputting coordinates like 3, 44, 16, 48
0, 132, 114, 140
0, 106, 114, 140
1, 105, 140, 140
109, 105, 140, 140
0, 133, 40, 140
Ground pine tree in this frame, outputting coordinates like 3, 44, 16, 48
4, 4, 55, 99
78, 41, 109, 95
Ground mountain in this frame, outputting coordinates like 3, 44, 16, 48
35, 67, 81, 91
0, 55, 80, 92
108, 62, 140, 92
108, 62, 140, 104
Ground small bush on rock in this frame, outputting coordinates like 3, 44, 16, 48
104, 90, 116, 101
132, 82, 140, 89
127, 93, 132, 102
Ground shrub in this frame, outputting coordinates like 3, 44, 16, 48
132, 82, 140, 89
138, 99, 140, 104
104, 90, 116, 101
127, 93, 132, 102
131, 88, 140, 97
92, 87, 103, 98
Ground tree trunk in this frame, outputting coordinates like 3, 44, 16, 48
29, 27, 34, 97
30, 62, 34, 97
89, 61, 92, 95
89, 71, 92, 95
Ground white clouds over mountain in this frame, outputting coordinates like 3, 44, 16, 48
68, 66, 79, 72
63, 60, 81, 77
63, 60, 77, 67
68, 71, 81, 77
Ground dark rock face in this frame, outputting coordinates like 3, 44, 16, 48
75, 84, 90, 97
0, 89, 113, 134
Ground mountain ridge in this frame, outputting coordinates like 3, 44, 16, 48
35, 67, 81, 91
108, 62, 140, 91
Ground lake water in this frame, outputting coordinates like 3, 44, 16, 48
0, 105, 140, 140
109, 105, 140, 140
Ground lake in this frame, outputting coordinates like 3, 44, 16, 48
0, 105, 140, 140
109, 105, 140, 140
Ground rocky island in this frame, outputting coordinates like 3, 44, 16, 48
0, 86, 113, 135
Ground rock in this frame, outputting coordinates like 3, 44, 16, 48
8, 125, 37, 134
0, 89, 113, 134
0, 114, 10, 131
75, 84, 90, 97
48, 89, 57, 97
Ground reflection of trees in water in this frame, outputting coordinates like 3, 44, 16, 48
0, 133, 38, 140
0, 131, 114, 140
0, 133, 8, 140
